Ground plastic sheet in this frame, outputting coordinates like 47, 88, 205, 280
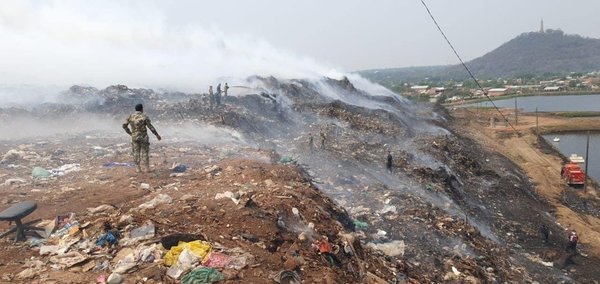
164, 240, 211, 267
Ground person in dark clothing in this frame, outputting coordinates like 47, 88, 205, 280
223, 83, 229, 96
540, 224, 549, 244
215, 83, 222, 107
386, 151, 393, 173
319, 131, 326, 149
566, 230, 578, 253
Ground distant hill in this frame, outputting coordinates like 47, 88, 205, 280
360, 30, 600, 84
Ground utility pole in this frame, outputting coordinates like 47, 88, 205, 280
584, 131, 590, 193
514, 97, 518, 125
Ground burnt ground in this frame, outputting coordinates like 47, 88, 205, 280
0, 78, 599, 283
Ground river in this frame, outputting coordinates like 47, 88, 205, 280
464, 94, 600, 112
542, 133, 600, 183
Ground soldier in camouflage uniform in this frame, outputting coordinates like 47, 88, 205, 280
122, 104, 162, 172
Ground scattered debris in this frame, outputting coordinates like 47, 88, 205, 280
87, 204, 116, 214
3, 178, 26, 186
51, 163, 81, 176
272, 270, 301, 284
204, 165, 222, 174
171, 163, 188, 173
137, 194, 172, 210
103, 162, 134, 168
31, 167, 52, 179
181, 267, 224, 284
214, 191, 240, 205
1, 149, 25, 164
106, 272, 123, 284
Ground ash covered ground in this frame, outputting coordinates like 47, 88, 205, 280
0, 77, 598, 283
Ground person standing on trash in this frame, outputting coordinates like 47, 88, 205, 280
208, 85, 214, 109
566, 230, 578, 253
215, 83, 222, 107
308, 133, 314, 152
224, 83, 229, 97
540, 224, 549, 244
386, 150, 393, 173
319, 131, 326, 149
122, 104, 161, 173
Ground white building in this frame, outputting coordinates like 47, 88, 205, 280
487, 88, 508, 96
410, 85, 430, 94
543, 86, 562, 91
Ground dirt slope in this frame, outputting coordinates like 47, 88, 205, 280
451, 108, 600, 275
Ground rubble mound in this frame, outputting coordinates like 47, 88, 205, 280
0, 76, 599, 282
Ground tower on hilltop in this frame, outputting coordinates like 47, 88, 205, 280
539, 18, 544, 33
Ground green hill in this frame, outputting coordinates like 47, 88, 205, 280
360, 30, 600, 84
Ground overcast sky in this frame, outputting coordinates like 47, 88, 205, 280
154, 0, 600, 70
0, 0, 598, 88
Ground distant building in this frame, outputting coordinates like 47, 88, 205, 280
427, 87, 446, 96
472, 89, 485, 97
446, 96, 462, 102
543, 86, 562, 91
487, 88, 509, 96
410, 85, 430, 94
506, 85, 541, 89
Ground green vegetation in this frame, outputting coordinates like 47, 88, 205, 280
555, 111, 600, 117
465, 30, 600, 78
406, 93, 431, 102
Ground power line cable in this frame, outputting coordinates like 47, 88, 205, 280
419, 0, 554, 165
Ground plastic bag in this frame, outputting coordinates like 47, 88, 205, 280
164, 240, 211, 266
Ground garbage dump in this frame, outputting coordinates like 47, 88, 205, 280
0, 77, 599, 282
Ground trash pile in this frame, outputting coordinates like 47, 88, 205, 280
13, 204, 253, 283
1, 76, 599, 282
1, 154, 408, 283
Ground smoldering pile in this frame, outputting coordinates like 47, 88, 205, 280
0, 76, 583, 282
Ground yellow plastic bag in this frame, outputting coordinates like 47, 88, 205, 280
164, 240, 212, 266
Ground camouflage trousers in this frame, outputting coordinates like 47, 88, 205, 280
132, 140, 150, 170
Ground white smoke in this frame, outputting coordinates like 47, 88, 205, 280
0, 0, 333, 92
0, 115, 119, 141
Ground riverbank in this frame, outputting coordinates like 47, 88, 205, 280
535, 114, 600, 133
449, 108, 600, 260
444, 91, 598, 107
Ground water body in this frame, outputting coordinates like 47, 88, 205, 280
464, 94, 600, 112
542, 133, 600, 182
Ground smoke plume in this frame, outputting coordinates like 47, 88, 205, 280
0, 0, 336, 92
